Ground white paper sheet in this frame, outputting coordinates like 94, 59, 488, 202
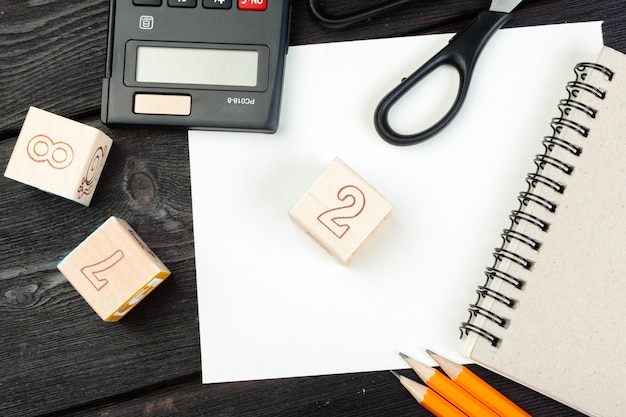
188, 22, 603, 383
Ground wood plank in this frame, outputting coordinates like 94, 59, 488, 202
0, 120, 200, 417
3, 0, 623, 136
0, 1, 109, 136
1, 0, 625, 416
50, 366, 587, 417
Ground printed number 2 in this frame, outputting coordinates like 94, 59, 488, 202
80, 250, 124, 291
317, 185, 366, 238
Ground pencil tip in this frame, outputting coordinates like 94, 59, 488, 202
425, 349, 436, 357
398, 352, 409, 359
390, 370, 401, 380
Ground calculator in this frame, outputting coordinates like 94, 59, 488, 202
101, 0, 291, 133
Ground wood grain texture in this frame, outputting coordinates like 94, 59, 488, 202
0, 1, 109, 136
2, 0, 623, 136
40, 366, 588, 417
1, 0, 624, 416
0, 121, 199, 417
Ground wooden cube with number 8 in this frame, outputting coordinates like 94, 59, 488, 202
289, 158, 393, 264
57, 216, 171, 321
4, 106, 112, 206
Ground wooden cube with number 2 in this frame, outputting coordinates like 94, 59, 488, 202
289, 158, 393, 264
57, 216, 171, 321
4, 106, 112, 206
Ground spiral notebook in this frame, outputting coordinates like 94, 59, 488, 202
460, 46, 626, 417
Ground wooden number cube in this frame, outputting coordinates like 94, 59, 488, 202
289, 158, 393, 264
4, 106, 112, 206
57, 216, 171, 321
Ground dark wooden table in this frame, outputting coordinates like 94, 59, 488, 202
1, 1, 623, 416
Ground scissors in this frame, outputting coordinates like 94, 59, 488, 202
308, 0, 525, 146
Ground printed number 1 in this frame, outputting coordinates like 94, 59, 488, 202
317, 185, 366, 238
80, 250, 124, 291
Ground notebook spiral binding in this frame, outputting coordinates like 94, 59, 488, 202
460, 61, 615, 347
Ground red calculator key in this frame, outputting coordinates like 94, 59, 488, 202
238, 0, 266, 11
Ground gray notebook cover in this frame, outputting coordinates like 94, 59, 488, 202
462, 46, 626, 417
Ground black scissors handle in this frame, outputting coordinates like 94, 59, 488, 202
374, 10, 512, 146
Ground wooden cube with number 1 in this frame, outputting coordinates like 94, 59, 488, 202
289, 158, 393, 264
4, 106, 112, 206
57, 217, 171, 321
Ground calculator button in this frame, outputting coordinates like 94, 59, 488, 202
168, 0, 197, 7
238, 0, 267, 11
134, 0, 162, 5
203, 0, 232, 9
134, 94, 192, 116
139, 16, 155, 30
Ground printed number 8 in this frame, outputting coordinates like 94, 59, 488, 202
27, 135, 74, 169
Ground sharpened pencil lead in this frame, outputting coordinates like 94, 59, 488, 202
392, 370, 468, 417
426, 350, 463, 380
390, 370, 402, 380
398, 351, 409, 359
399, 352, 434, 379
400, 351, 501, 417
424, 351, 531, 417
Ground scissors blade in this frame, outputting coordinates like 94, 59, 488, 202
489, 0, 524, 13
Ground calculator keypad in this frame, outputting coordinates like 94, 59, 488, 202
133, 0, 162, 5
168, 0, 197, 6
238, 0, 267, 11
133, 0, 267, 9
204, 0, 232, 8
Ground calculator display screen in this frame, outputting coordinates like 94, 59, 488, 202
135, 46, 259, 87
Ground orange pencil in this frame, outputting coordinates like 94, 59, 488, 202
427, 350, 531, 417
390, 371, 468, 417
399, 352, 500, 417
